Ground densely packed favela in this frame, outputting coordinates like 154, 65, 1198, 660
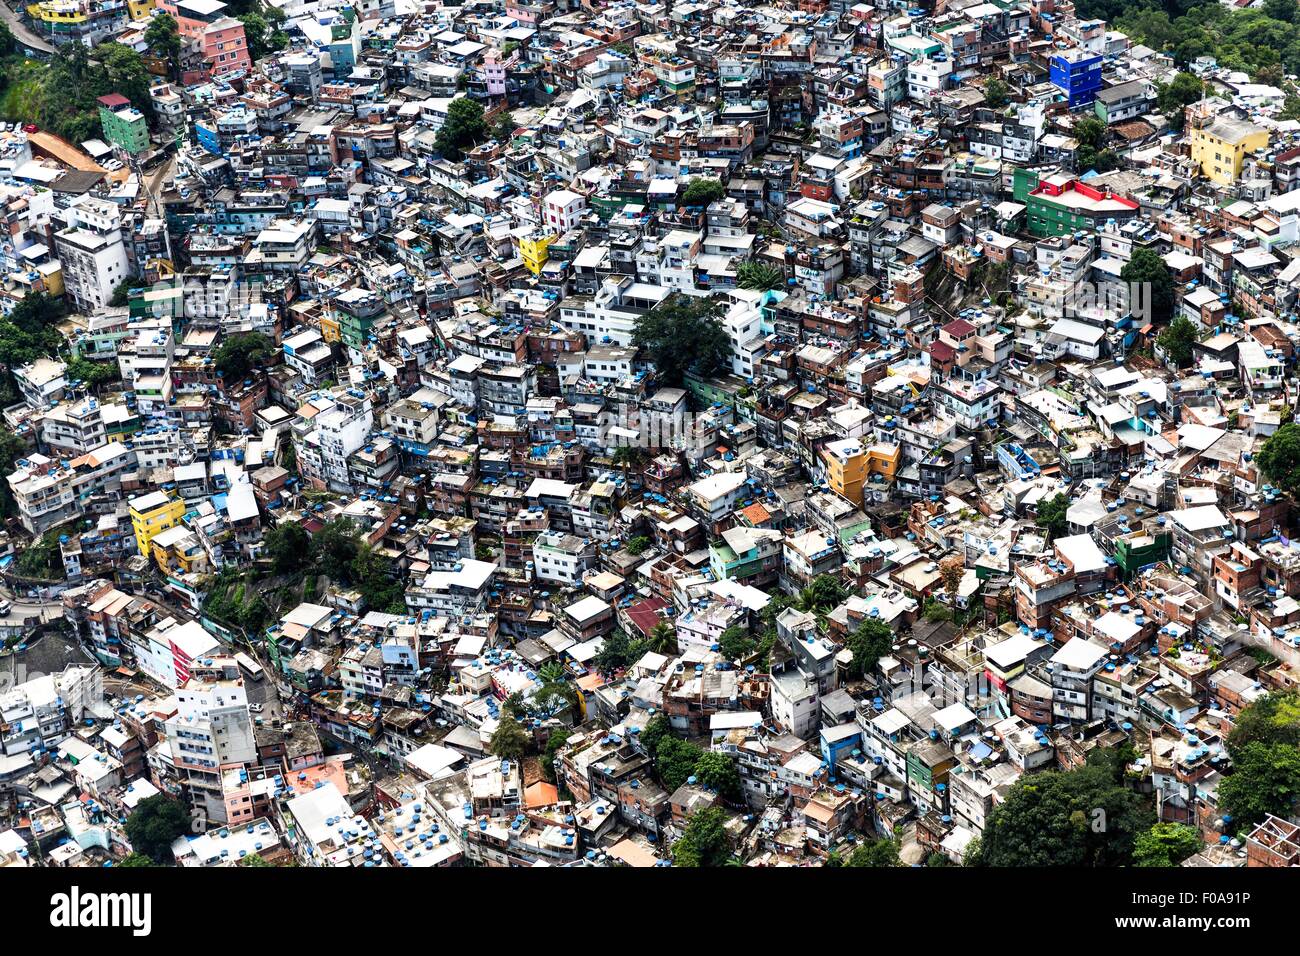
0, 0, 1299, 872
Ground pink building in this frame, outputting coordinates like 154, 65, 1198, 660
156, 0, 251, 78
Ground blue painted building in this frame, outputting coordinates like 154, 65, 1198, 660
1049, 50, 1103, 109
820, 723, 864, 771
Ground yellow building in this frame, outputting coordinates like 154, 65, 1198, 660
823, 438, 901, 506
127, 0, 155, 19
319, 312, 341, 343
129, 490, 186, 561
1189, 115, 1269, 187
865, 442, 901, 481
518, 233, 555, 277
151, 524, 207, 576
823, 438, 868, 505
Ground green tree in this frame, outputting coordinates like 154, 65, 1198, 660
0, 428, 31, 517
640, 714, 671, 760
531, 680, 578, 718
1035, 492, 1070, 541
311, 517, 361, 581
625, 535, 650, 555
592, 628, 646, 675
541, 729, 569, 783
124, 795, 191, 864
1257, 424, 1300, 499
736, 260, 785, 291
537, 661, 567, 685
115, 852, 155, 867
646, 621, 677, 655
434, 97, 489, 161
1133, 822, 1203, 867
1156, 315, 1198, 368
65, 356, 119, 391
632, 294, 730, 387
0, 293, 65, 383
1074, 116, 1106, 150
0, 22, 13, 58
680, 177, 725, 207
846, 838, 900, 867
489, 715, 530, 761
970, 748, 1153, 866
240, 10, 289, 61
1123, 249, 1174, 328
693, 750, 743, 803
236, 853, 275, 866
718, 624, 757, 662
1227, 691, 1300, 753
108, 276, 140, 307
672, 807, 732, 866
1218, 741, 1300, 829
144, 14, 182, 78
214, 331, 274, 383
15, 526, 65, 579
350, 543, 407, 613
655, 736, 705, 792
923, 598, 954, 623
845, 617, 893, 679
795, 574, 848, 615
983, 76, 1009, 107
1157, 72, 1203, 130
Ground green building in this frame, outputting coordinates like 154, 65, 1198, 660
1112, 529, 1172, 579
97, 94, 149, 155
1023, 173, 1141, 238
333, 287, 386, 351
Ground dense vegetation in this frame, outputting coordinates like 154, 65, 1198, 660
1257, 423, 1300, 499
631, 293, 731, 387
968, 746, 1154, 865
1084, 0, 1300, 94
1, 42, 155, 144
124, 795, 191, 864
434, 97, 489, 161
1217, 692, 1300, 831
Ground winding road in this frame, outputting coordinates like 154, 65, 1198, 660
0, 3, 54, 57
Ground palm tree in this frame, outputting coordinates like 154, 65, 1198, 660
736, 260, 786, 292
795, 575, 847, 615
537, 661, 567, 685
647, 621, 677, 655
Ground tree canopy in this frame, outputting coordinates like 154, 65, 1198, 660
632, 294, 731, 387
672, 807, 732, 866
680, 177, 725, 207
434, 98, 489, 161
1133, 822, 1203, 867
845, 617, 894, 680
264, 522, 311, 575
214, 331, 275, 383
969, 747, 1153, 866
983, 76, 1009, 108
1156, 316, 1198, 368
1218, 691, 1300, 831
1257, 424, 1300, 499
1217, 741, 1300, 830
846, 839, 900, 867
736, 260, 785, 291
1122, 247, 1175, 328
489, 715, 530, 761
1035, 492, 1069, 540
124, 795, 191, 864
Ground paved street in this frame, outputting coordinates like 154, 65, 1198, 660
0, 3, 54, 56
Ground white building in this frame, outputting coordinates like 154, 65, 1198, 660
0, 665, 102, 757
53, 196, 130, 312
543, 189, 586, 233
